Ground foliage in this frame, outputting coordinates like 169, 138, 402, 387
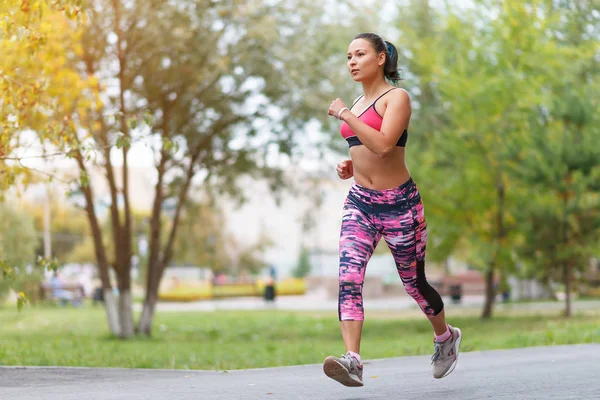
292, 245, 312, 278
41, 0, 369, 335
22, 197, 90, 261
393, 0, 600, 317
0, 1, 89, 301
0, 201, 40, 304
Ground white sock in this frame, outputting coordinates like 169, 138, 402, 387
348, 351, 361, 364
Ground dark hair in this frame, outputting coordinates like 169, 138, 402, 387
353, 32, 401, 82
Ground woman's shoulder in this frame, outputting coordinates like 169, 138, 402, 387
378, 87, 411, 117
387, 87, 410, 101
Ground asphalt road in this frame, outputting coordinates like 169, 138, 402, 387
1, 344, 598, 400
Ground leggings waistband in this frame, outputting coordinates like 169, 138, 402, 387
349, 177, 420, 206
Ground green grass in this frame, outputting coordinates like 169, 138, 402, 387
1, 306, 599, 370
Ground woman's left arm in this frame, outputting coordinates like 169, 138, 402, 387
330, 89, 412, 158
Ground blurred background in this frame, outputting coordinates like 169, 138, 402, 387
0, 0, 599, 370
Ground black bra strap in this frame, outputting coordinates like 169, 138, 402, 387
348, 87, 399, 118
351, 88, 398, 114
349, 95, 364, 110
372, 87, 398, 107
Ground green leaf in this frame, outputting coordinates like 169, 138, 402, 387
115, 134, 131, 150
36, 255, 61, 272
164, 139, 176, 153
17, 292, 27, 312
127, 117, 138, 130
79, 171, 89, 187
142, 112, 153, 126
1, 260, 14, 279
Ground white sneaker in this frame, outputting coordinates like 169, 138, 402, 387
323, 352, 364, 387
431, 325, 462, 379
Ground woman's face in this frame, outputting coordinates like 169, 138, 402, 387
347, 38, 385, 82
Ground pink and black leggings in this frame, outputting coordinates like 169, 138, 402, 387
338, 177, 444, 321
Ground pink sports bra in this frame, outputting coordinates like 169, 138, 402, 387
340, 88, 408, 148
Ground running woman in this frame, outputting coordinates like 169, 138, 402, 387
322, 32, 462, 387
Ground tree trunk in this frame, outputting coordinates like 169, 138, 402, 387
80, 39, 124, 337
561, 175, 571, 317
108, 0, 135, 338
481, 265, 496, 319
563, 261, 572, 317
138, 145, 201, 335
119, 288, 135, 338
117, 257, 134, 338
138, 269, 162, 335
138, 146, 168, 336
138, 265, 161, 336
482, 176, 505, 319
137, 292, 157, 335
103, 289, 121, 334
76, 152, 121, 336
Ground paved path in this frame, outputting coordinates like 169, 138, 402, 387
2, 344, 598, 399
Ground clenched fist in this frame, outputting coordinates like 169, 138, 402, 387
336, 160, 353, 180
328, 98, 349, 120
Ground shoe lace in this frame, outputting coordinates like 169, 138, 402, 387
431, 342, 443, 364
341, 353, 358, 370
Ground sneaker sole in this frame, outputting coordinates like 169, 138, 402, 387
323, 357, 363, 387
435, 327, 462, 379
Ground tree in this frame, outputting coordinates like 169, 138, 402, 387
0, 0, 83, 143
292, 246, 312, 278
394, 0, 450, 153
170, 201, 231, 270
65, 209, 147, 266
393, 0, 599, 318
0, 0, 87, 185
0, 0, 86, 301
233, 229, 274, 276
511, 0, 600, 316
0, 201, 39, 307
45, 0, 367, 337
23, 198, 89, 261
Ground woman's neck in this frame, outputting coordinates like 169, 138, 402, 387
361, 77, 391, 101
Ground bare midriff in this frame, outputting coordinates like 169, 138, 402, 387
349, 146, 411, 190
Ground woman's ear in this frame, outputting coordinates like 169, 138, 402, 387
378, 52, 386, 66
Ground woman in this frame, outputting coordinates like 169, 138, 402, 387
322, 32, 462, 387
